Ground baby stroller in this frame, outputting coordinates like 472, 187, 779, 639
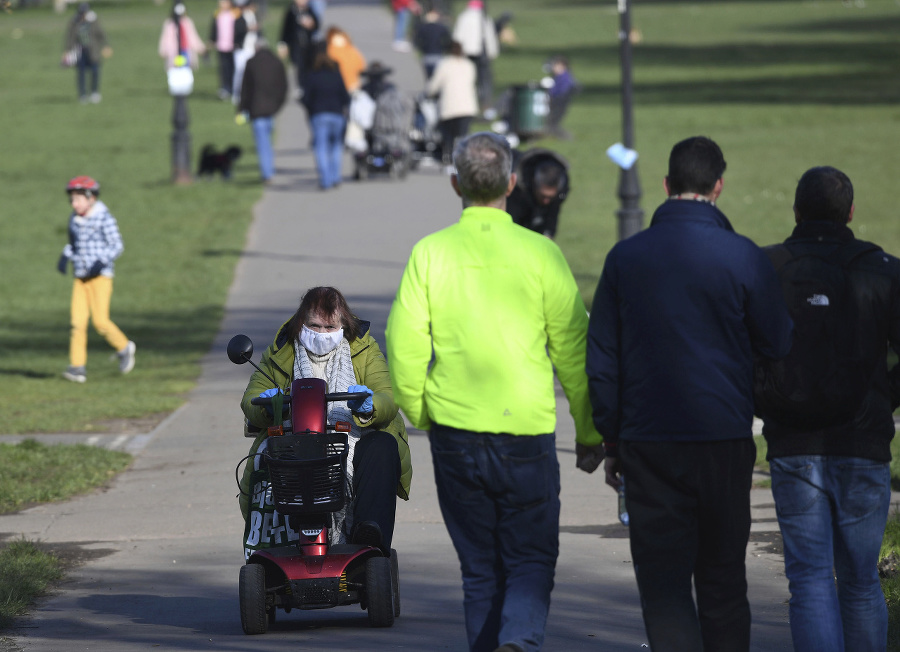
349, 67, 415, 181
409, 92, 442, 170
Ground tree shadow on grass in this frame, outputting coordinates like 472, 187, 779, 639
503, 39, 900, 106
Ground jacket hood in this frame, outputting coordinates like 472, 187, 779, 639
513, 148, 570, 197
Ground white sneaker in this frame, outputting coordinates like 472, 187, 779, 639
90, 92, 101, 104
118, 341, 136, 374
392, 40, 411, 52
63, 366, 87, 383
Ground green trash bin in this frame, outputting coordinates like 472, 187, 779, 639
509, 84, 550, 138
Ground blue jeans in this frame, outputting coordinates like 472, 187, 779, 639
309, 0, 326, 40
251, 116, 275, 181
430, 425, 560, 652
76, 50, 100, 97
394, 7, 409, 42
771, 455, 890, 652
310, 112, 345, 189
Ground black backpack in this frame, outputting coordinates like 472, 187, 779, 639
754, 239, 882, 429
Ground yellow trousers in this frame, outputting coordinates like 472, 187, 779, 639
69, 276, 129, 367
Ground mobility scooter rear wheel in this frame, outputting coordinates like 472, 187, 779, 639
366, 556, 395, 627
239, 563, 268, 635
391, 549, 400, 618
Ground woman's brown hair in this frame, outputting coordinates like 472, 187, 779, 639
286, 286, 360, 343
311, 49, 338, 72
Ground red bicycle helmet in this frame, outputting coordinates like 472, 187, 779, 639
66, 176, 100, 196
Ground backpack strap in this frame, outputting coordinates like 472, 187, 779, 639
763, 244, 794, 272
765, 240, 881, 272
825, 239, 882, 269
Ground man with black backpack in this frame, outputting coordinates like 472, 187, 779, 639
756, 166, 900, 652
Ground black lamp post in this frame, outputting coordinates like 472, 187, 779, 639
171, 94, 192, 184
615, 0, 643, 240
167, 61, 194, 185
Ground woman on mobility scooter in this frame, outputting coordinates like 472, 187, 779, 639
238, 286, 412, 555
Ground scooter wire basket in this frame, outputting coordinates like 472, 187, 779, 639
262, 432, 349, 515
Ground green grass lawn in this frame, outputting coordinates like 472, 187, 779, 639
0, 1, 277, 433
3, 1, 899, 433
0, 539, 64, 629
478, 0, 900, 303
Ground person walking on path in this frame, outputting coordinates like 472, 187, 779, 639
325, 26, 367, 93
238, 39, 288, 183
231, 0, 259, 104
414, 6, 451, 80
387, 132, 603, 652
426, 41, 477, 168
391, 0, 420, 52
63, 2, 112, 104
755, 166, 900, 652
452, 0, 498, 112
302, 50, 351, 189
586, 136, 793, 652
209, 0, 240, 99
158, 1, 206, 70
278, 0, 318, 95
57, 176, 136, 384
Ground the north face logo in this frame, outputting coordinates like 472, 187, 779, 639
807, 294, 830, 306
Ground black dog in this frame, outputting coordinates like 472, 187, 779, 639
197, 144, 242, 179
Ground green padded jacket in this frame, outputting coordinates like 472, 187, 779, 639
238, 319, 411, 519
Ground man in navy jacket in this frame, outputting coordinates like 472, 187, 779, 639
586, 136, 793, 652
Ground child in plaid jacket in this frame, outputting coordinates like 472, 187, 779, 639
57, 176, 135, 383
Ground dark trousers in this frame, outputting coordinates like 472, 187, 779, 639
621, 438, 756, 652
352, 430, 400, 550
439, 116, 472, 164
217, 50, 235, 94
467, 55, 493, 110
76, 50, 100, 97
430, 424, 560, 652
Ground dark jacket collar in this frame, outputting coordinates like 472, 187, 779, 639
787, 220, 854, 244
649, 198, 734, 232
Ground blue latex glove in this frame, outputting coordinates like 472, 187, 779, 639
86, 260, 104, 279
57, 254, 69, 275
347, 384, 374, 414
258, 388, 283, 417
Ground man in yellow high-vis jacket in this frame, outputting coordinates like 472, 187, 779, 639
386, 132, 602, 652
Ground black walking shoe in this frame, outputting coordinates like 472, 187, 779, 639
351, 521, 383, 551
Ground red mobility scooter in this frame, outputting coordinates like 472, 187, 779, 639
227, 334, 399, 634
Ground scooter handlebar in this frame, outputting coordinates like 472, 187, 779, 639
326, 391, 371, 402
249, 391, 370, 406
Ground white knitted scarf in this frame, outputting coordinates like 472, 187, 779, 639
293, 336, 362, 544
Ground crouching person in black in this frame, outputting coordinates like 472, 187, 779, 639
506, 148, 569, 238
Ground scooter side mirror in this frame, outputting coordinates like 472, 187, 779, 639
227, 334, 254, 365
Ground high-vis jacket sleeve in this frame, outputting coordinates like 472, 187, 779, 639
386, 242, 434, 431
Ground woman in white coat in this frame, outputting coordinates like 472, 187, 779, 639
425, 41, 477, 166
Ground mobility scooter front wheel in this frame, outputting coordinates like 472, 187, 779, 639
239, 563, 268, 635
366, 556, 395, 627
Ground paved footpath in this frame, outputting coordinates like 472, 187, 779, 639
2, 2, 797, 650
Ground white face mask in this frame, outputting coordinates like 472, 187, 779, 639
300, 324, 343, 355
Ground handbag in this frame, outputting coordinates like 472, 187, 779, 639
61, 46, 80, 68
